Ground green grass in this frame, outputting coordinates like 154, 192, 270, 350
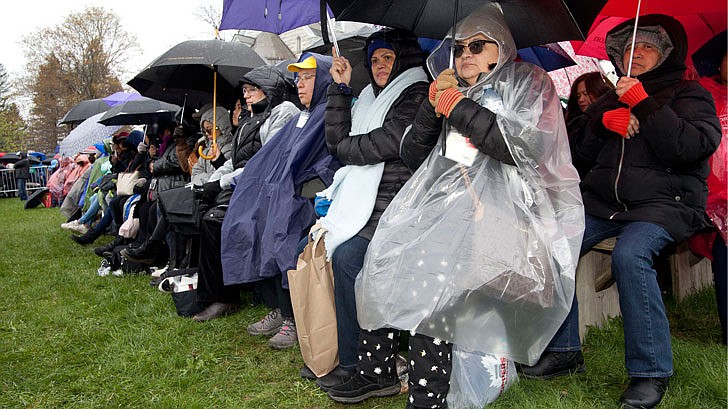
0, 198, 725, 408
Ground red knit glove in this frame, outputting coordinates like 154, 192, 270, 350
618, 82, 649, 107
435, 88, 465, 118
428, 80, 438, 107
602, 108, 631, 137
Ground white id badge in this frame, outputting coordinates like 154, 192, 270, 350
296, 111, 310, 128
443, 128, 478, 167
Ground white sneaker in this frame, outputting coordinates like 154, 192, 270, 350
61, 220, 80, 231
70, 223, 89, 235
97, 259, 111, 277
150, 264, 170, 278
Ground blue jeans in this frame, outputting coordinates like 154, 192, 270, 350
546, 214, 675, 378
16, 178, 27, 200
331, 235, 370, 369
78, 193, 101, 225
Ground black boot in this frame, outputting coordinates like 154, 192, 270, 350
93, 235, 127, 258
326, 372, 400, 404
71, 230, 101, 245
121, 239, 162, 264
516, 350, 585, 380
620, 377, 669, 409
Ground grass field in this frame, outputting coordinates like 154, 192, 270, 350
0, 198, 725, 408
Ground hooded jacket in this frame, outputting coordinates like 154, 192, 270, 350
354, 4, 584, 364
572, 14, 721, 241
209, 66, 300, 190
325, 28, 429, 240
221, 53, 342, 287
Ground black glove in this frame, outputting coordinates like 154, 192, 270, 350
173, 125, 186, 140
200, 180, 222, 203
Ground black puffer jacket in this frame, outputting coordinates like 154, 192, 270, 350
572, 14, 721, 242
325, 28, 429, 240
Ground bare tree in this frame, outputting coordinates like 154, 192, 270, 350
18, 6, 139, 152
196, 3, 226, 39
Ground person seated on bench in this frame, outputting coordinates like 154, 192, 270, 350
519, 15, 721, 409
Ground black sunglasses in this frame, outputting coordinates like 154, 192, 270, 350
452, 39, 497, 58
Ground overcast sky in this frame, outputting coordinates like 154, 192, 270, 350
0, 0, 221, 83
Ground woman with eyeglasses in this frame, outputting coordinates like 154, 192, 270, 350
190, 65, 300, 324
327, 4, 584, 408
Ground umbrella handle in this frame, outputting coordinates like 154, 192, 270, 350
198, 71, 218, 160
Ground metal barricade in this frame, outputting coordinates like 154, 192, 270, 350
0, 165, 53, 197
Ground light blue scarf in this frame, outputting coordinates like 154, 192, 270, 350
320, 66, 428, 258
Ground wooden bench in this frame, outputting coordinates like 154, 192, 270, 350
576, 237, 714, 340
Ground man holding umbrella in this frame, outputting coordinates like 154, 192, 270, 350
520, 14, 721, 409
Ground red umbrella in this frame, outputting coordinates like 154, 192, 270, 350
574, 0, 726, 62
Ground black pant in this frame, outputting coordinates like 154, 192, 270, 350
196, 206, 242, 304
258, 275, 294, 318
359, 328, 452, 408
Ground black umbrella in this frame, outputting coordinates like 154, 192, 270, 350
0, 153, 20, 163
326, 0, 604, 48
24, 187, 49, 209
127, 39, 267, 110
58, 99, 112, 125
97, 97, 181, 125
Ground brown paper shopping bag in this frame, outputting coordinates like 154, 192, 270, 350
287, 224, 338, 377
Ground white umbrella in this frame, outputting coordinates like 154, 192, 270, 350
59, 112, 121, 157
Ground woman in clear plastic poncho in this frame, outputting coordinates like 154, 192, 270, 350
328, 4, 585, 408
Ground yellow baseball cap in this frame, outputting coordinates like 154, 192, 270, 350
287, 55, 317, 72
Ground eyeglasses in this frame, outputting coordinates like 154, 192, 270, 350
203, 126, 219, 135
294, 73, 316, 85
242, 85, 260, 94
452, 39, 497, 58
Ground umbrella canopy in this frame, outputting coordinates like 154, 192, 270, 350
220, 0, 330, 34
127, 40, 267, 109
58, 99, 112, 125
58, 92, 142, 125
574, 0, 726, 61
102, 91, 142, 106
24, 187, 49, 209
548, 41, 608, 99
327, 0, 605, 48
59, 113, 121, 157
692, 30, 727, 78
516, 43, 576, 71
97, 97, 181, 126
0, 153, 20, 163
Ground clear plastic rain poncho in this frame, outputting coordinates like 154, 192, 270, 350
354, 3, 585, 366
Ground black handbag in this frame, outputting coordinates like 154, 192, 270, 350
158, 185, 207, 236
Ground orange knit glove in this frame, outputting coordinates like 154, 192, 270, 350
428, 80, 438, 107
618, 82, 649, 107
602, 108, 631, 137
435, 88, 465, 118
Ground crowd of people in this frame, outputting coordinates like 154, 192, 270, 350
41, 5, 724, 409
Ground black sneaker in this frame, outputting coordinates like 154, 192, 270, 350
327, 372, 400, 404
316, 365, 356, 391
516, 350, 585, 380
620, 377, 669, 409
